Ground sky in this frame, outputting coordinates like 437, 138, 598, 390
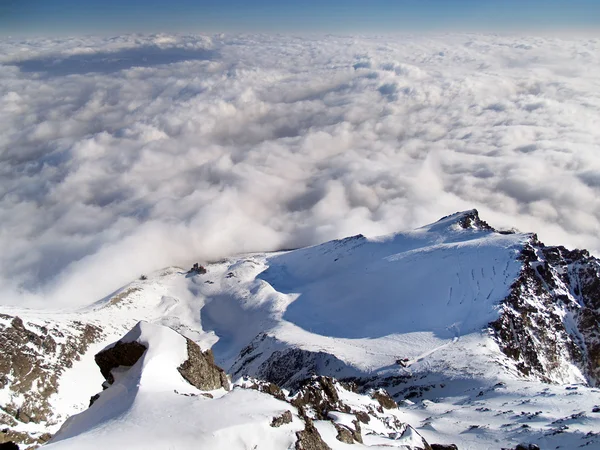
2, 0, 600, 36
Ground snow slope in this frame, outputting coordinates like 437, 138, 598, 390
1, 210, 600, 449
45, 322, 305, 450
45, 321, 431, 450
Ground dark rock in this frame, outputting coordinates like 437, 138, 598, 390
514, 445, 540, 450
271, 410, 293, 428
15, 410, 29, 424
371, 389, 397, 409
291, 377, 350, 420
177, 339, 230, 391
246, 380, 286, 401
490, 236, 600, 386
457, 210, 494, 231
0, 315, 102, 447
351, 420, 363, 444
89, 393, 100, 407
354, 410, 370, 424
334, 423, 355, 444
295, 417, 331, 450
189, 263, 207, 274
0, 442, 19, 450
431, 445, 459, 450
95, 340, 147, 385
38, 433, 52, 443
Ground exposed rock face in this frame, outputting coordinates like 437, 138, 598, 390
291, 376, 351, 420
0, 314, 102, 449
295, 418, 331, 450
177, 339, 230, 391
95, 341, 147, 385
288, 376, 429, 449
94, 331, 230, 392
491, 237, 600, 385
237, 374, 430, 449
455, 209, 494, 231
270, 410, 293, 427
371, 389, 397, 410
334, 423, 355, 444
233, 337, 359, 390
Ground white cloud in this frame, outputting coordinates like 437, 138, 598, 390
1, 33, 599, 308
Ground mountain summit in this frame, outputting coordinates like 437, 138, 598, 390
1, 210, 599, 449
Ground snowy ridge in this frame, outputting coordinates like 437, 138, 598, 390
46, 322, 431, 450
1, 210, 600, 449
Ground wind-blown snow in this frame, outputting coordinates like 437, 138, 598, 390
1, 33, 600, 308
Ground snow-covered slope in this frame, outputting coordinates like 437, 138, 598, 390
44, 321, 431, 450
1, 210, 600, 449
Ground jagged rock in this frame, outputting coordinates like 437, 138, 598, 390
252, 346, 354, 389
89, 393, 100, 407
0, 314, 102, 448
456, 209, 494, 231
372, 389, 397, 410
354, 410, 370, 423
291, 377, 351, 420
431, 444, 459, 450
334, 424, 355, 444
95, 340, 147, 385
245, 379, 286, 401
491, 237, 600, 385
270, 410, 293, 427
0, 428, 38, 447
295, 417, 331, 450
94, 330, 230, 392
177, 340, 230, 391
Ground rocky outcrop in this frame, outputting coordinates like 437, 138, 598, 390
93, 325, 230, 392
236, 374, 431, 449
289, 376, 429, 448
456, 209, 494, 231
371, 389, 397, 410
233, 336, 361, 390
0, 315, 102, 449
294, 418, 331, 450
177, 339, 230, 391
491, 237, 600, 385
270, 410, 293, 427
95, 340, 147, 385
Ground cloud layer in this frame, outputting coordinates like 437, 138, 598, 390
1, 33, 599, 308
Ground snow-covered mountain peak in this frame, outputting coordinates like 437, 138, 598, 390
2, 210, 600, 449
420, 209, 495, 234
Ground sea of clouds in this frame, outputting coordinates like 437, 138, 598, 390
1, 33, 599, 308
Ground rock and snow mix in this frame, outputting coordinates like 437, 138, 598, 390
1, 210, 600, 449
45, 321, 430, 450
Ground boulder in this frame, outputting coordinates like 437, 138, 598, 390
177, 340, 230, 391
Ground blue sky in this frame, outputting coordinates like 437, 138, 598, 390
2, 0, 599, 36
